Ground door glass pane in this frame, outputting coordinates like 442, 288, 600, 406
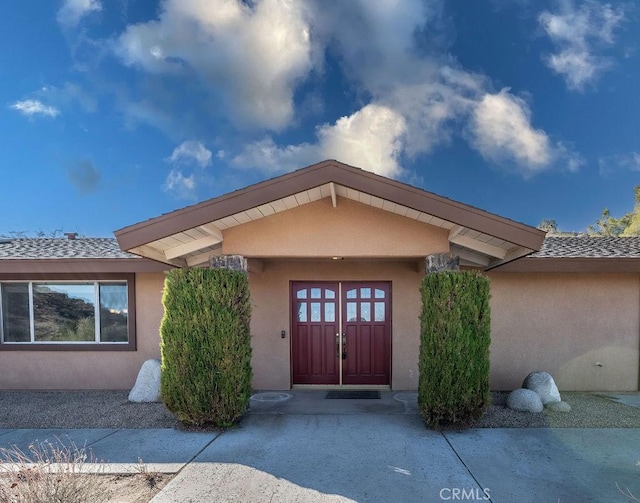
325, 302, 335, 322
310, 302, 321, 322
346, 302, 357, 321
33, 283, 95, 342
375, 302, 385, 322
99, 283, 128, 342
325, 289, 335, 299
361, 302, 371, 321
310, 288, 321, 299
296, 289, 307, 299
360, 288, 371, 299
297, 302, 307, 322
346, 289, 357, 299
375, 289, 385, 299
1, 283, 30, 342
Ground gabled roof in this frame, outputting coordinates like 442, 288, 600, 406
115, 160, 546, 269
0, 238, 170, 274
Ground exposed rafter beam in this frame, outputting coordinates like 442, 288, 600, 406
199, 223, 224, 239
165, 234, 223, 260
450, 246, 491, 267
185, 249, 220, 267
330, 182, 337, 208
449, 235, 507, 259
134, 245, 187, 267
448, 225, 465, 241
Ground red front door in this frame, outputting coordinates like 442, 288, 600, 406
291, 282, 391, 386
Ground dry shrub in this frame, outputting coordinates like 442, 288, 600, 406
0, 439, 110, 503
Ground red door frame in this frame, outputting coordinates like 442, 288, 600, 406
290, 281, 392, 386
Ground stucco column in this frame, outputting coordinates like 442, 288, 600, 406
209, 255, 248, 272
425, 253, 459, 273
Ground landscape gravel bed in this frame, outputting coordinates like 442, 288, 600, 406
0, 390, 638, 429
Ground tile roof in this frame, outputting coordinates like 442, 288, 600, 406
1, 236, 639, 261
531, 236, 640, 258
0, 238, 138, 260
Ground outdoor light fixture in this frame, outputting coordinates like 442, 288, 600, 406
331, 256, 344, 260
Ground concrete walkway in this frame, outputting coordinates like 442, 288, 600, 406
0, 391, 638, 502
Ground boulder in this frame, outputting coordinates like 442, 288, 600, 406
128, 359, 161, 403
545, 401, 572, 413
523, 371, 561, 405
506, 388, 544, 413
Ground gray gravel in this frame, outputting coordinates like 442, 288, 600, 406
479, 391, 640, 428
0, 391, 179, 429
0, 390, 637, 429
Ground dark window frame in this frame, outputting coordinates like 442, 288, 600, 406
0, 273, 136, 352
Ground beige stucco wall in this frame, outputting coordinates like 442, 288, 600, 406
488, 272, 640, 391
223, 198, 450, 258
0, 272, 165, 390
249, 260, 424, 390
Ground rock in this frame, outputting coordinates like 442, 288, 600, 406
128, 359, 161, 403
545, 401, 572, 413
523, 371, 561, 404
506, 388, 544, 413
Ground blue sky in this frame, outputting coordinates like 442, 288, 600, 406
1, 0, 638, 237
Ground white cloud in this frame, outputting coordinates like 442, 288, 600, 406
10, 99, 60, 118
598, 152, 640, 176
57, 0, 102, 28
468, 89, 576, 177
115, 0, 314, 130
317, 104, 407, 177
163, 169, 196, 199
539, 1, 625, 91
168, 141, 212, 167
233, 104, 406, 178
108, 0, 578, 180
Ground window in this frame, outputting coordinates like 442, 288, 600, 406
0, 280, 130, 346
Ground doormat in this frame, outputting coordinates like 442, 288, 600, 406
325, 390, 380, 399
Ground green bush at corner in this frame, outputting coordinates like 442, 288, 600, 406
160, 268, 252, 427
418, 271, 491, 429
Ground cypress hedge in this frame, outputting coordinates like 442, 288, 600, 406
160, 267, 252, 427
418, 270, 491, 429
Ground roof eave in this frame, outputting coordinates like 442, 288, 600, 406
115, 160, 546, 253
0, 258, 172, 275
489, 257, 640, 273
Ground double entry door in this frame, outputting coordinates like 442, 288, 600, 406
291, 281, 391, 386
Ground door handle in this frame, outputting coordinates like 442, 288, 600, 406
342, 334, 347, 359
336, 333, 340, 358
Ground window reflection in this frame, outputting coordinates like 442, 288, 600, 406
33, 283, 95, 342
1, 283, 30, 342
361, 288, 371, 299
297, 302, 307, 322
361, 302, 371, 321
347, 302, 357, 321
310, 288, 321, 299
375, 302, 385, 322
375, 289, 385, 299
297, 289, 307, 299
325, 303, 335, 322
310, 302, 321, 322
325, 289, 336, 299
346, 289, 357, 299
99, 283, 128, 342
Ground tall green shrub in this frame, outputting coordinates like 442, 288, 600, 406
160, 267, 252, 427
418, 271, 491, 429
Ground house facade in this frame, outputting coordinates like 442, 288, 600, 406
1, 160, 638, 391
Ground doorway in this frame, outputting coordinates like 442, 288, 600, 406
291, 281, 391, 386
